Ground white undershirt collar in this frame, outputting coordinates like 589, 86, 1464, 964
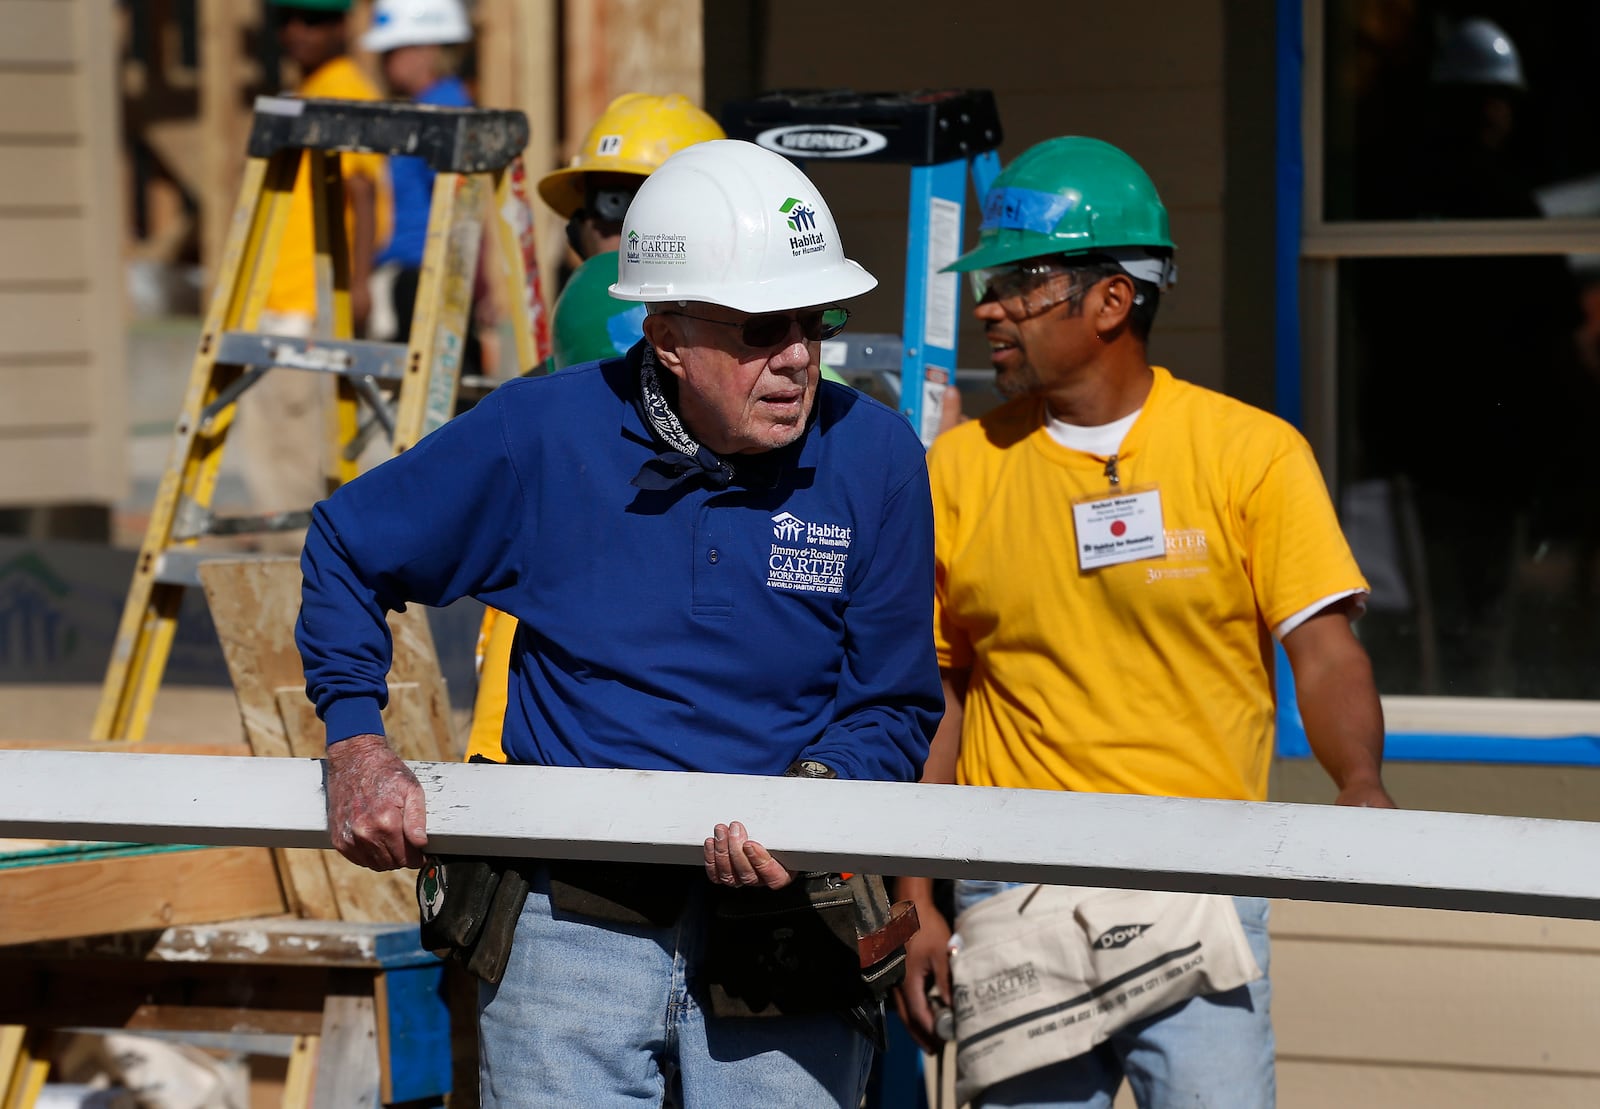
1045, 407, 1142, 456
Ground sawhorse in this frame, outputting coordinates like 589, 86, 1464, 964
0, 919, 452, 1109
721, 89, 1003, 444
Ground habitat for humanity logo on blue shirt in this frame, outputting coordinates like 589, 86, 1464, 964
767, 512, 851, 595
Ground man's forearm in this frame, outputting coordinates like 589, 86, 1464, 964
919, 667, 968, 786
1284, 610, 1393, 804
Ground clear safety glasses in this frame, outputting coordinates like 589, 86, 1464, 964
969, 259, 1093, 320
665, 305, 851, 350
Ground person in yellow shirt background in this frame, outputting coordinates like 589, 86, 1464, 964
892, 137, 1395, 1109
236, 0, 391, 533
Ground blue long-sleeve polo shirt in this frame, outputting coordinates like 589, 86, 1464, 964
296, 344, 942, 783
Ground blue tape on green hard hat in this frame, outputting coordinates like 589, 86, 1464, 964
980, 188, 1079, 234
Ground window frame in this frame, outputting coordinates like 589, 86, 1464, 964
1276, 0, 1600, 763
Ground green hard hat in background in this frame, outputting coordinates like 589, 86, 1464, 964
267, 0, 354, 10
551, 251, 647, 371
946, 136, 1174, 278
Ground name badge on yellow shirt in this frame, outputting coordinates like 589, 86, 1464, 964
1072, 487, 1165, 571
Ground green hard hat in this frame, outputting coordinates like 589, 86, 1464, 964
267, 0, 353, 10
552, 251, 648, 371
946, 137, 1174, 275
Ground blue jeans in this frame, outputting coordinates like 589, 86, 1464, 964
953, 882, 1275, 1109
478, 865, 873, 1108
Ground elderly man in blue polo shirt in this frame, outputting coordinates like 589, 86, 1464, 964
296, 139, 941, 1108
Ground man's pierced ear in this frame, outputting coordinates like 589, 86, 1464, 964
1098, 273, 1137, 329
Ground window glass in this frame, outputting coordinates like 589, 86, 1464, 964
1336, 254, 1600, 698
1323, 3, 1600, 222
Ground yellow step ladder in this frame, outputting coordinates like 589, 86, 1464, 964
93, 96, 548, 741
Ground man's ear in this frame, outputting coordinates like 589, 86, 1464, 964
642, 313, 688, 381
1094, 273, 1137, 336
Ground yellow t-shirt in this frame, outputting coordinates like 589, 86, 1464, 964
264, 56, 391, 316
929, 366, 1368, 802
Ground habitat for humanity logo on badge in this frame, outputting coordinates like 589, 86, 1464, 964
779, 197, 826, 256
767, 512, 851, 595
626, 228, 687, 266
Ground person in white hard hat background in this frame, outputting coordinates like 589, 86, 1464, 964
360, 0, 491, 372
296, 138, 941, 1107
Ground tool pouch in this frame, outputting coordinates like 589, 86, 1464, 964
417, 854, 530, 986
703, 871, 920, 1046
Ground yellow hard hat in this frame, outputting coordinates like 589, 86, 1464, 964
537, 93, 726, 218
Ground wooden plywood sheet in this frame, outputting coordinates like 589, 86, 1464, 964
0, 846, 286, 946
199, 558, 456, 763
200, 558, 453, 923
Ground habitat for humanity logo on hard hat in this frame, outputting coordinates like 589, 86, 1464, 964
624, 227, 688, 266
779, 197, 825, 256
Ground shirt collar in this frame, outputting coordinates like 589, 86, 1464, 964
625, 342, 799, 492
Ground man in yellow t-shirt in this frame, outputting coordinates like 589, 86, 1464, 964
237, 0, 390, 532
892, 138, 1395, 1109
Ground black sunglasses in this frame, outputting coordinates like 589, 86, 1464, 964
664, 306, 850, 349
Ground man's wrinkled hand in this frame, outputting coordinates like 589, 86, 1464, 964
325, 733, 428, 871
703, 821, 794, 890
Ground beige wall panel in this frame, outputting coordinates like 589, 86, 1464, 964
0, 434, 111, 505
0, 1, 77, 65
755, 3, 1221, 94
1146, 328, 1223, 393
1273, 938, 1600, 1071
1278, 1060, 1600, 1109
0, 147, 84, 207
990, 88, 1224, 212
0, 292, 94, 354
0, 73, 79, 135
1147, 208, 1220, 333
0, 363, 89, 426
749, 0, 1227, 376
1273, 900, 1600, 952
0, 216, 90, 281
1272, 756, 1600, 820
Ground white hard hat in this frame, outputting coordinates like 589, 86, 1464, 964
609, 139, 877, 313
360, 0, 471, 53
1432, 17, 1525, 90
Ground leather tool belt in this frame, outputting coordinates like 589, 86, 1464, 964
416, 855, 919, 1044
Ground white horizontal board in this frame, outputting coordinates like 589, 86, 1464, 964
3, 751, 1600, 919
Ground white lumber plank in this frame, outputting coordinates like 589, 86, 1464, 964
2, 750, 1600, 919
